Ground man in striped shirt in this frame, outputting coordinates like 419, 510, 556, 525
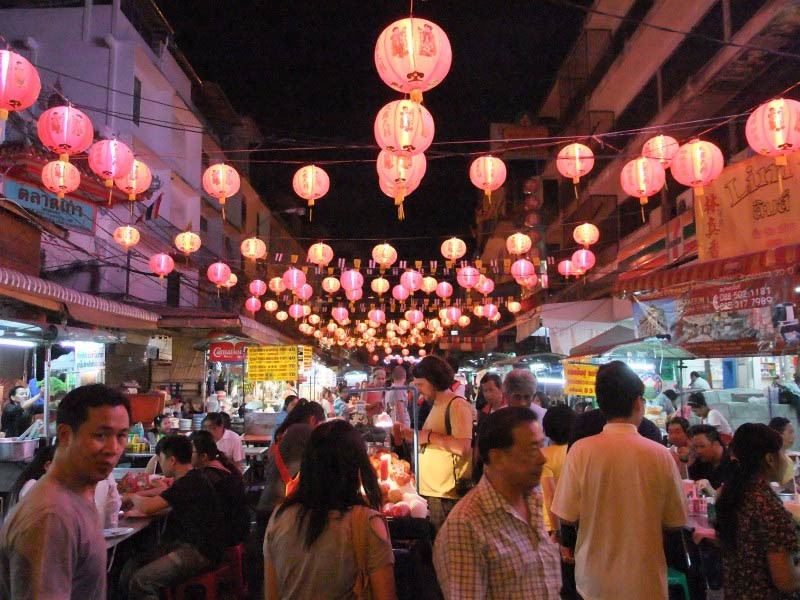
433, 407, 561, 599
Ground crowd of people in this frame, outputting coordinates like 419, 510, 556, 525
1, 358, 800, 599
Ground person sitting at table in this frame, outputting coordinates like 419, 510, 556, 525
666, 416, 694, 478
264, 420, 396, 600
688, 424, 737, 497
202, 412, 245, 472
121, 434, 225, 600
715, 423, 800, 598
189, 430, 250, 547
770, 416, 797, 493
688, 392, 733, 444
7, 444, 56, 507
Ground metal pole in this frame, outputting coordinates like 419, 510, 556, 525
43, 343, 51, 442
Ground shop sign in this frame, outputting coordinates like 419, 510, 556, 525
564, 363, 598, 396
298, 345, 313, 372
75, 345, 105, 371
246, 345, 298, 381
209, 341, 248, 363
3, 179, 96, 234
697, 153, 800, 262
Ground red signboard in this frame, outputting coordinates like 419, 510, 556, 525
209, 341, 248, 362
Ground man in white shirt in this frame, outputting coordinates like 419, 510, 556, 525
687, 392, 732, 440
688, 371, 711, 390
202, 412, 245, 471
552, 361, 687, 600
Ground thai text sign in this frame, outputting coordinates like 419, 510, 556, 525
564, 363, 598, 396
246, 345, 298, 381
4, 179, 96, 234
697, 153, 800, 261
209, 341, 248, 363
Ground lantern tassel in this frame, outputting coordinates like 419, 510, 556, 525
777, 157, 786, 194
485, 189, 492, 206
410, 89, 423, 104
108, 187, 113, 206
640, 198, 647, 223
395, 187, 406, 221
573, 184, 579, 201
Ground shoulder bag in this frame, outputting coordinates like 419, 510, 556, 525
445, 396, 474, 497
351, 505, 373, 600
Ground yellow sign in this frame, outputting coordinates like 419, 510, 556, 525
564, 363, 598, 396
246, 345, 298, 382
697, 152, 800, 261
299, 345, 313, 372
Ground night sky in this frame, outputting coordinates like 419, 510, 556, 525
157, 0, 589, 260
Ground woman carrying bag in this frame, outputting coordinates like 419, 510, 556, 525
264, 419, 397, 600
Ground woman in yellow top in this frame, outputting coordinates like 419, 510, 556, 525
540, 404, 576, 539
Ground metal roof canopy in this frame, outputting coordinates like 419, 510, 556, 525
569, 325, 695, 361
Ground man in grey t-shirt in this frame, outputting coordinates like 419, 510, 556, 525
0, 384, 131, 600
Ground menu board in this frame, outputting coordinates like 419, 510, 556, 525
564, 363, 598, 396
299, 345, 313, 372
246, 345, 298, 381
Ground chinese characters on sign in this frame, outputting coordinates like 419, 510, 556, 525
246, 345, 299, 382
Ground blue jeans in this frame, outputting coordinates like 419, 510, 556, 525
123, 543, 212, 600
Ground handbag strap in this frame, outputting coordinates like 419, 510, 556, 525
350, 505, 371, 600
272, 442, 293, 486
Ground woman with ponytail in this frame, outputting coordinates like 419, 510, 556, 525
715, 423, 800, 598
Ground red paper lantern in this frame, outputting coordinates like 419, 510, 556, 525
642, 135, 679, 169
293, 165, 330, 212
372, 243, 398, 269
296, 283, 314, 301
283, 268, 306, 291
444, 306, 461, 322
241, 237, 267, 260
420, 276, 438, 294
268, 277, 286, 294
175, 231, 201, 255
249, 279, 267, 297
456, 266, 480, 289
475, 275, 494, 296
149, 253, 174, 278
516, 274, 538, 289
0, 50, 40, 131
368, 309, 386, 324
37, 105, 93, 161
376, 150, 427, 220
113, 225, 140, 249
436, 281, 453, 299
556, 143, 594, 184
371, 276, 390, 295
374, 99, 434, 157
572, 248, 596, 271
322, 276, 341, 294
245, 297, 262, 313
440, 237, 466, 261
307, 242, 334, 267
332, 306, 349, 323
207, 262, 232, 287
222, 273, 238, 290
524, 212, 541, 228
573, 223, 599, 248
620, 157, 665, 213
346, 288, 363, 302
202, 163, 240, 206
506, 232, 532, 256
392, 284, 410, 301
41, 160, 80, 198
340, 269, 364, 291
405, 309, 424, 325
114, 159, 152, 201
541, 273, 549, 289
400, 270, 422, 292
746, 98, 800, 165
482, 303, 499, 320
374, 17, 452, 101
510, 259, 535, 280
288, 303, 305, 320
379, 176, 421, 205
670, 139, 724, 196
469, 155, 507, 201
557, 259, 578, 278
88, 139, 134, 188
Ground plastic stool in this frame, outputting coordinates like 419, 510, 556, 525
224, 543, 247, 597
165, 563, 232, 600
667, 567, 690, 600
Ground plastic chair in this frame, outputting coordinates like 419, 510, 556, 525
224, 543, 247, 597
165, 563, 232, 600
667, 567, 690, 600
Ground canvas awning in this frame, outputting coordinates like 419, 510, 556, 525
569, 328, 696, 361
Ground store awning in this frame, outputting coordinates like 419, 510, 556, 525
569, 330, 696, 361
614, 243, 800, 295
568, 324, 636, 358
0, 265, 160, 330
157, 308, 291, 346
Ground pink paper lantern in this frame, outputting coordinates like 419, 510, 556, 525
642, 135, 679, 169
506, 232, 532, 256
202, 163, 241, 206
207, 262, 232, 287
436, 281, 453, 299
340, 269, 364, 291
557, 259, 578, 278
510, 259, 535, 279
296, 283, 314, 301
332, 306, 349, 323
148, 253, 175, 278
405, 309, 424, 325
368, 309, 386, 324
37, 105, 93, 160
282, 267, 306, 291
374, 17, 452, 100
456, 266, 480, 289
372, 243, 398, 269
268, 277, 287, 294
400, 270, 423, 292
322, 276, 341, 294
670, 139, 724, 196
482, 303, 499, 320
41, 160, 80, 198
556, 143, 594, 184
293, 165, 330, 211
572, 249, 596, 271
245, 297, 262, 313
440, 237, 466, 261
88, 139, 134, 188
307, 242, 334, 267
249, 279, 267, 297
469, 155, 507, 200
113, 225, 140, 249
420, 276, 438, 294
374, 99, 435, 157
475, 275, 495, 296
445, 306, 461, 322
620, 157, 665, 212
346, 288, 363, 302
746, 98, 800, 165
392, 284, 410, 301
114, 159, 152, 201
517, 274, 538, 289
0, 50, 41, 128
288, 303, 305, 320
376, 150, 427, 220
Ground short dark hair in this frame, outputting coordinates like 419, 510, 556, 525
687, 392, 707, 407
478, 406, 538, 465
666, 416, 690, 433
202, 412, 224, 428
159, 434, 192, 464
274, 399, 325, 439
56, 384, 131, 432
542, 404, 575, 445
690, 371, 701, 378
595, 361, 644, 419
688, 424, 721, 445
480, 372, 502, 390
663, 390, 678, 401
8, 385, 26, 400
769, 416, 792, 434
283, 395, 299, 411
411, 356, 455, 391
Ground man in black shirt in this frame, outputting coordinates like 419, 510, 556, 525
687, 424, 736, 495
122, 434, 225, 600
